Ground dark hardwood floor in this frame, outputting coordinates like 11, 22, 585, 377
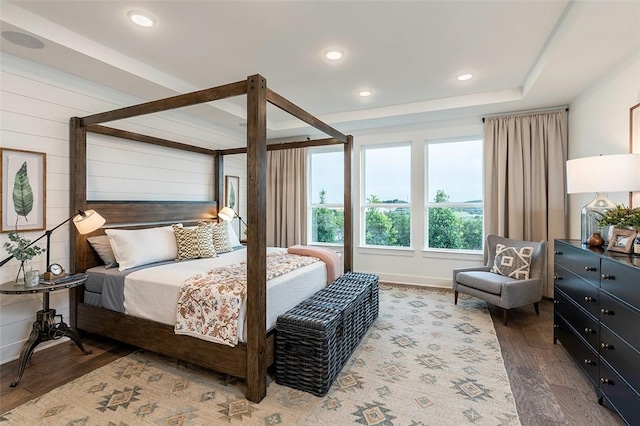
0, 298, 626, 425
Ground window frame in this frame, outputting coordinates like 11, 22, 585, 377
424, 137, 484, 253
307, 146, 345, 246
361, 141, 412, 249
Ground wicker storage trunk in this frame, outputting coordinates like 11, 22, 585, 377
276, 272, 379, 396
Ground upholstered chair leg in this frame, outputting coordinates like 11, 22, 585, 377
454, 291, 458, 305
534, 302, 540, 315
503, 308, 509, 326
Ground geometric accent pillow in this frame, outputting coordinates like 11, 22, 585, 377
173, 224, 217, 261
200, 221, 234, 254
490, 244, 534, 280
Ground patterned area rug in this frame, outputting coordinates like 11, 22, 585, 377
1, 285, 520, 425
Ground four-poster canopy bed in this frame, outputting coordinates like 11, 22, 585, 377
69, 74, 353, 402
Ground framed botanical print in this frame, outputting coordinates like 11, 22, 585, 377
225, 175, 239, 212
1, 149, 46, 232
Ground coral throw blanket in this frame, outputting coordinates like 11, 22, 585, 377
175, 252, 319, 346
287, 245, 343, 283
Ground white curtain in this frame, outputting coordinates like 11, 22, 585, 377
484, 110, 568, 297
266, 149, 307, 247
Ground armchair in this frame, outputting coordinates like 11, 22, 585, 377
452, 234, 547, 325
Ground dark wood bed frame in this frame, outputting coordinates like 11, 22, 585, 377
69, 74, 353, 402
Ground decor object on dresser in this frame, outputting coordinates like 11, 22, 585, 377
606, 227, 637, 254
218, 206, 247, 239
596, 204, 640, 244
553, 239, 640, 425
566, 154, 640, 243
1, 148, 46, 232
452, 234, 547, 325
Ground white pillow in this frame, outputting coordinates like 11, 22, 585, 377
106, 225, 180, 271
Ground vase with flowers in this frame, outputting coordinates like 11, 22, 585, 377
3, 231, 45, 284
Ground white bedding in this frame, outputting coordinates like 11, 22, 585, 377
123, 247, 327, 342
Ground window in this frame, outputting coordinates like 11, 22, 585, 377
425, 139, 483, 251
308, 147, 344, 244
362, 143, 411, 247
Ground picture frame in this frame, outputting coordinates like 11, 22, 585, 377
224, 175, 239, 212
1, 149, 46, 233
630, 103, 640, 208
606, 227, 637, 254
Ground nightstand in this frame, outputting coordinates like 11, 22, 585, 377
0, 274, 93, 387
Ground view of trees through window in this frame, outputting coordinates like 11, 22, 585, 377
309, 138, 483, 250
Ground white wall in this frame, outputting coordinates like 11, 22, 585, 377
567, 55, 640, 239
0, 53, 246, 364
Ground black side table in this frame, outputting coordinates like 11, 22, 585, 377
0, 274, 92, 387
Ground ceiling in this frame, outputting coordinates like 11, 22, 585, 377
1, 1, 639, 143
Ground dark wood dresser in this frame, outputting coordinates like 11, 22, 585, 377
553, 239, 640, 425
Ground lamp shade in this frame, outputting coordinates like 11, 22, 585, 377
218, 206, 235, 222
73, 209, 106, 234
566, 154, 640, 194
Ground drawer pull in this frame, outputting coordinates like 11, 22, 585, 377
584, 359, 595, 366
601, 274, 614, 280
553, 300, 562, 305
584, 266, 597, 272
601, 309, 614, 316
600, 378, 613, 385
584, 296, 595, 302
553, 324, 559, 329
584, 328, 595, 334
554, 275, 563, 281
554, 251, 563, 255
601, 343, 614, 350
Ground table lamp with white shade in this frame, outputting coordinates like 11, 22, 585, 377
566, 154, 640, 243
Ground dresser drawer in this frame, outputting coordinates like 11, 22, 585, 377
554, 243, 601, 288
600, 291, 640, 352
601, 258, 640, 311
554, 313, 600, 386
599, 359, 640, 425
554, 289, 600, 351
600, 325, 640, 393
554, 268, 600, 318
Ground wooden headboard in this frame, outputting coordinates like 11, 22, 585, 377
75, 201, 218, 273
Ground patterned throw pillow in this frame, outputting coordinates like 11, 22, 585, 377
490, 243, 534, 280
199, 221, 234, 254
173, 224, 217, 261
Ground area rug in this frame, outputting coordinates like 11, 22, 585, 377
1, 285, 520, 425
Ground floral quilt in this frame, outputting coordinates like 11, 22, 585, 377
174, 252, 319, 346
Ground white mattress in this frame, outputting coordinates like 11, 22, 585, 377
123, 247, 327, 342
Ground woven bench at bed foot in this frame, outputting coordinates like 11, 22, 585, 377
275, 271, 379, 396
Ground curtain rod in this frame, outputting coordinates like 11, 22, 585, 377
482, 106, 569, 122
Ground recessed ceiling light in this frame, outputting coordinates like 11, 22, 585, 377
324, 48, 344, 60
457, 73, 473, 81
128, 11, 156, 27
1, 31, 45, 49
358, 90, 372, 97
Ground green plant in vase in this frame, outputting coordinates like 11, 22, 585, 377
3, 231, 45, 283
597, 205, 640, 230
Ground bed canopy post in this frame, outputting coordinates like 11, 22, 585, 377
69, 117, 87, 328
214, 152, 224, 206
343, 135, 353, 272
245, 74, 268, 402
